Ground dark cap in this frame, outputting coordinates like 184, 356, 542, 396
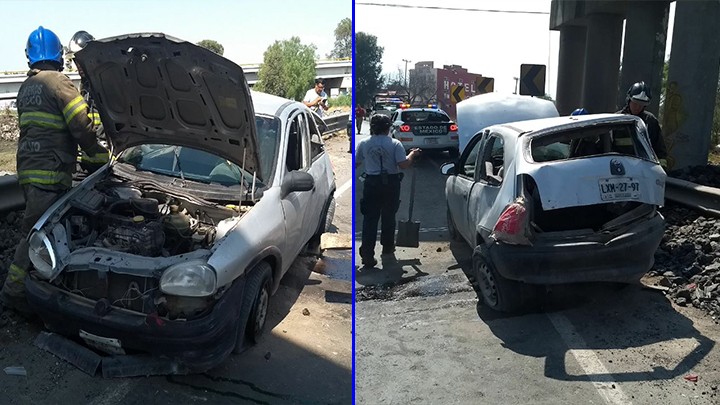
370, 114, 392, 134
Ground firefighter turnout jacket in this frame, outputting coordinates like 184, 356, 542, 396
16, 68, 108, 190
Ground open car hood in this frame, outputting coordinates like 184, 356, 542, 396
75, 33, 261, 179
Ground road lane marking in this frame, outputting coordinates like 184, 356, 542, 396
335, 178, 352, 199
548, 313, 633, 405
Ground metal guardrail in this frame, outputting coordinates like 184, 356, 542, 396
664, 177, 720, 217
323, 113, 350, 136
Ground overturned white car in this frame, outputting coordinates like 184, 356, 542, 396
443, 114, 666, 312
24, 33, 335, 372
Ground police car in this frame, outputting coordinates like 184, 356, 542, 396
389, 106, 459, 157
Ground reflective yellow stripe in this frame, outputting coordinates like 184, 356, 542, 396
88, 112, 102, 125
613, 138, 633, 146
19, 111, 66, 129
17, 169, 71, 186
7, 264, 27, 283
64, 99, 89, 123
81, 152, 109, 163
62, 96, 85, 115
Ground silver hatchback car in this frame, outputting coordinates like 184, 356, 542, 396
24, 33, 336, 374
443, 114, 666, 312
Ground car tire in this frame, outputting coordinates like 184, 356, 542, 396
232, 262, 272, 354
447, 206, 461, 241
306, 195, 335, 254
472, 245, 535, 313
448, 148, 459, 159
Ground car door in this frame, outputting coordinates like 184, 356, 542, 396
280, 110, 313, 260
466, 133, 507, 240
446, 130, 486, 244
305, 110, 331, 235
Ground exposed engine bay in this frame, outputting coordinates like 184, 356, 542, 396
63, 178, 242, 257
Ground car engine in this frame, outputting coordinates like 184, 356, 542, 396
63, 180, 234, 257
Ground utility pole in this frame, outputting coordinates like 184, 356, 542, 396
402, 59, 411, 89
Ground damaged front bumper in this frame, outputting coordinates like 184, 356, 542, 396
26, 274, 246, 374
488, 212, 665, 284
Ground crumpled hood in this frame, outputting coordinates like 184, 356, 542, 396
75, 33, 261, 179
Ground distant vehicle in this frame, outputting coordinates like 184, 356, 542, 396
370, 95, 404, 119
390, 108, 459, 157
442, 113, 666, 312
456, 93, 559, 153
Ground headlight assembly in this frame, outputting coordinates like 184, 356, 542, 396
160, 260, 217, 297
28, 230, 56, 279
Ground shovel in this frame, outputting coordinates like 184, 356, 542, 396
396, 167, 420, 247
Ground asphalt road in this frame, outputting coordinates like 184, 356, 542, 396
354, 120, 720, 404
0, 134, 353, 405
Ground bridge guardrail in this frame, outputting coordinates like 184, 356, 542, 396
323, 113, 350, 137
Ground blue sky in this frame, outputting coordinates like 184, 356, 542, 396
1, 0, 351, 71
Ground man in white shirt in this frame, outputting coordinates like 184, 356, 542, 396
303, 78, 329, 117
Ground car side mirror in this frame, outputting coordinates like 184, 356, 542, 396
282, 170, 315, 197
440, 162, 455, 176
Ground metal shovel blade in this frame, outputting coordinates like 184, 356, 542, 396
396, 219, 420, 247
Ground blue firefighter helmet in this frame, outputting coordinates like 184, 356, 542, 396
25, 26, 63, 68
571, 108, 589, 116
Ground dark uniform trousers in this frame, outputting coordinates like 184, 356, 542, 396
359, 174, 401, 259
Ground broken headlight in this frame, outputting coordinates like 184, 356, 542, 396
28, 230, 56, 279
160, 260, 217, 297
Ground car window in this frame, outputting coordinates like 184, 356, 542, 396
458, 133, 485, 178
391, 112, 398, 122
256, 115, 281, 181
402, 111, 449, 123
530, 123, 651, 162
286, 113, 310, 172
118, 144, 264, 187
307, 112, 325, 161
478, 135, 504, 185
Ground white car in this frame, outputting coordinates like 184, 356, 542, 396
390, 108, 459, 156
442, 114, 666, 312
24, 33, 336, 373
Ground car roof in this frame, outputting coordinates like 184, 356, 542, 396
250, 90, 301, 117
401, 108, 445, 113
491, 113, 641, 137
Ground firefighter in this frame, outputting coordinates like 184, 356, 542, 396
66, 30, 106, 176
355, 114, 420, 268
0, 27, 108, 314
617, 81, 668, 168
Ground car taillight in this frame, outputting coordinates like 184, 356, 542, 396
492, 198, 532, 246
400, 125, 411, 132
449, 124, 458, 132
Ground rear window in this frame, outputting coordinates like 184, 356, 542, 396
401, 111, 449, 123
530, 124, 652, 163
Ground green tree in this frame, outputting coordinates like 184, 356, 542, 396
355, 32, 384, 107
255, 37, 317, 101
329, 17, 352, 59
196, 39, 224, 56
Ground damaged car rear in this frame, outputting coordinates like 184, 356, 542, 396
443, 114, 666, 312
24, 33, 336, 374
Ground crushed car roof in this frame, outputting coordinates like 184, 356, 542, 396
493, 113, 642, 137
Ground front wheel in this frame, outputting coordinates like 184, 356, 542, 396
233, 262, 273, 354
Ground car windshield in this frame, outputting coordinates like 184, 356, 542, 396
530, 124, 652, 163
402, 111, 449, 123
117, 115, 280, 187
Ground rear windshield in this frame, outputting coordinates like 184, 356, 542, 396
530, 124, 652, 163
401, 111, 449, 123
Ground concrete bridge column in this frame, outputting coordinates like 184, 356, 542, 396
663, 0, 720, 170
582, 13, 624, 114
555, 25, 586, 115
618, 0, 670, 114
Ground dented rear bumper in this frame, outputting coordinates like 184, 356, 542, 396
488, 213, 665, 284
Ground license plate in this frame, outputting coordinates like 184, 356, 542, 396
599, 177, 641, 201
415, 125, 447, 135
79, 330, 126, 355
424, 138, 438, 145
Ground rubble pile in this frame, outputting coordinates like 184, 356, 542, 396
0, 108, 19, 141
652, 165, 720, 317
